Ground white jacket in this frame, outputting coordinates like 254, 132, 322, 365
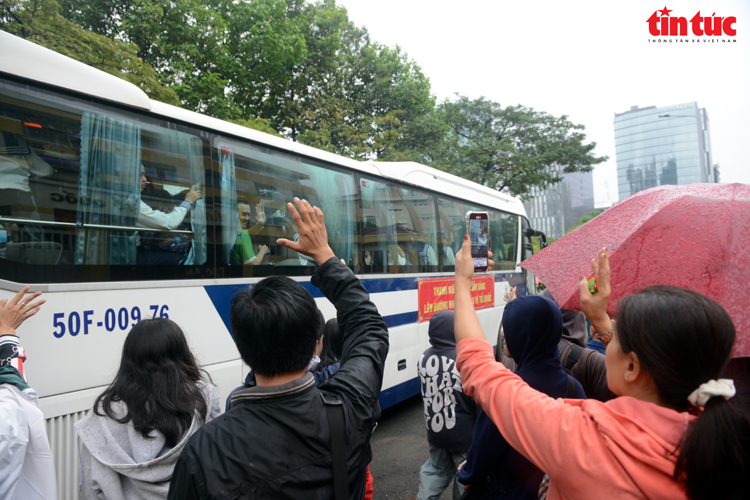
0, 382, 57, 500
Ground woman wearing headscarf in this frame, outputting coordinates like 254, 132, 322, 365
458, 294, 586, 499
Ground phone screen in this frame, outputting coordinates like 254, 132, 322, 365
468, 212, 489, 271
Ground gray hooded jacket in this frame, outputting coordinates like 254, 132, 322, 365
74, 381, 220, 500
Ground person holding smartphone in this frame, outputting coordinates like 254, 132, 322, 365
452, 241, 750, 500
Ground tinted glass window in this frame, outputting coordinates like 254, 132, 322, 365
0, 81, 212, 283
488, 209, 519, 270
437, 198, 481, 272
215, 137, 358, 277
358, 178, 438, 274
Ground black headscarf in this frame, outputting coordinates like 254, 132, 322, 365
503, 294, 571, 396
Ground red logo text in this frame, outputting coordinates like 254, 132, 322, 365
647, 7, 736, 36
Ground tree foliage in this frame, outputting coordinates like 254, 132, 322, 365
426, 95, 607, 199
0, 0, 180, 104
3, 0, 605, 202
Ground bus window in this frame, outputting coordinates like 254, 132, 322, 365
216, 138, 358, 276
0, 83, 211, 282
136, 124, 207, 266
488, 209, 519, 271
358, 179, 438, 274
437, 198, 481, 272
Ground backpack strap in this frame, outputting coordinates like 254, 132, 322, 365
566, 374, 577, 399
321, 391, 349, 500
564, 344, 585, 375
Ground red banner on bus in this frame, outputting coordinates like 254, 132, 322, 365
417, 275, 495, 323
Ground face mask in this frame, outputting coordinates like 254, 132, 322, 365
307, 354, 320, 372
398, 254, 406, 265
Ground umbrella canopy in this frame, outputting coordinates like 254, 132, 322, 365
521, 183, 750, 358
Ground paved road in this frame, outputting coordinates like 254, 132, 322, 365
369, 395, 455, 500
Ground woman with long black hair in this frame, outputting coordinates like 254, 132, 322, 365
453, 240, 750, 500
75, 318, 220, 500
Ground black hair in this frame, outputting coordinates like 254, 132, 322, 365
616, 286, 750, 500
94, 318, 208, 447
230, 276, 322, 377
320, 318, 342, 367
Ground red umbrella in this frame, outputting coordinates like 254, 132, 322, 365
521, 183, 750, 358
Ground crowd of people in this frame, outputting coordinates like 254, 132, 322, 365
1, 199, 749, 500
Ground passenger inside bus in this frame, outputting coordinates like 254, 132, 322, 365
0, 128, 53, 245
136, 164, 201, 265
438, 232, 456, 266
232, 200, 269, 266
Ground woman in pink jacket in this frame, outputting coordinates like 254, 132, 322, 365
452, 237, 750, 500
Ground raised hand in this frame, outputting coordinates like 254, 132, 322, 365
0, 286, 46, 337
455, 235, 495, 287
504, 286, 517, 303
186, 185, 203, 204
276, 198, 335, 265
579, 247, 613, 343
255, 203, 267, 225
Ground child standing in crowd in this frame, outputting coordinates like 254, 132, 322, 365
453, 241, 750, 500
75, 318, 220, 500
417, 311, 478, 500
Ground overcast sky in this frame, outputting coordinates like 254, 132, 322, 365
335, 0, 750, 204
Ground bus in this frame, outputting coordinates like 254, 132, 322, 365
0, 31, 537, 499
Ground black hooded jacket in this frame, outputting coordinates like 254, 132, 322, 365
459, 295, 586, 499
418, 311, 478, 453
167, 259, 389, 500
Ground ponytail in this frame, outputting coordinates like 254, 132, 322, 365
674, 397, 750, 500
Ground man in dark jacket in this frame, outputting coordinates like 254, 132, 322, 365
168, 198, 389, 500
417, 311, 478, 500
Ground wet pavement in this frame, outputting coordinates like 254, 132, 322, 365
370, 395, 454, 500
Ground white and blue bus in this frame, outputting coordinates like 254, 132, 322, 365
0, 31, 538, 498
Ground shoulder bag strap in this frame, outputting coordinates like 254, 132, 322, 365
564, 344, 585, 374
321, 391, 349, 500
566, 374, 577, 398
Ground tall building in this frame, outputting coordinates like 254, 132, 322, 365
614, 102, 716, 201
523, 167, 595, 240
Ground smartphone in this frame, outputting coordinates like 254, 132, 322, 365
465, 211, 489, 272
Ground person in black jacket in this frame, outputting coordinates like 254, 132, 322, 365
167, 198, 389, 500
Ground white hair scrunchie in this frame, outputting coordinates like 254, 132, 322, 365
687, 379, 736, 407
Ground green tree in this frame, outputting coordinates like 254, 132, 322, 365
262, 0, 365, 154
431, 95, 607, 199
228, 117, 282, 137
346, 42, 434, 160
566, 210, 602, 234
1, 0, 180, 104
58, 0, 307, 120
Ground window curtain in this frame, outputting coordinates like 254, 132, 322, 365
151, 129, 207, 265
75, 112, 140, 265
303, 167, 356, 266
219, 145, 241, 264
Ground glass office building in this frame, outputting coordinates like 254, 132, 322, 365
523, 167, 595, 240
614, 102, 716, 201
